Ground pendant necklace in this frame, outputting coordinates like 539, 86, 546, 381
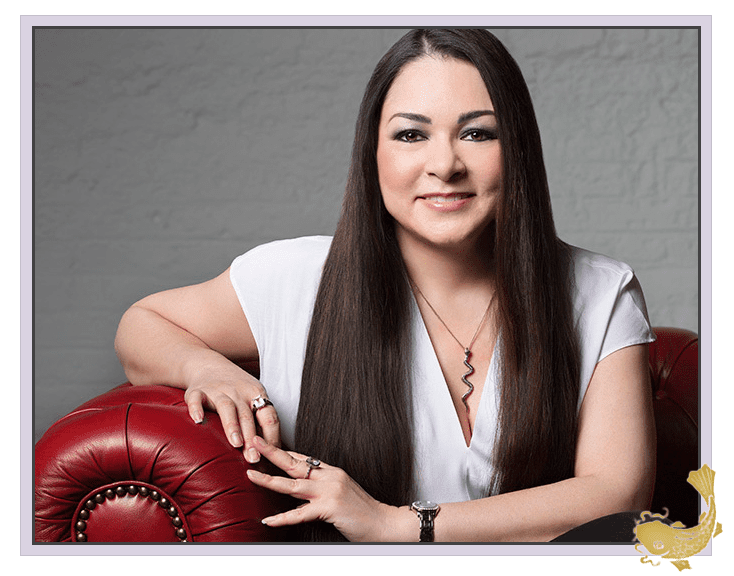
411, 282, 495, 427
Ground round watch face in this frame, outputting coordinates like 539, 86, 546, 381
413, 500, 440, 512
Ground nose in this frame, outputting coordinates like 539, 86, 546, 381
426, 138, 466, 182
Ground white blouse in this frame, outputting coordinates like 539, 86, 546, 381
230, 236, 655, 503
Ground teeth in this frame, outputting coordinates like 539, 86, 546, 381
423, 194, 471, 203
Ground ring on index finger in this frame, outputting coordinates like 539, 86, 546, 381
251, 395, 274, 413
304, 456, 321, 480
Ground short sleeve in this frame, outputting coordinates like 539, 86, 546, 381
571, 247, 656, 408
228, 236, 332, 447
229, 236, 332, 364
599, 272, 655, 362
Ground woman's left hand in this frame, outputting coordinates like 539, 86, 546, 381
246, 436, 400, 542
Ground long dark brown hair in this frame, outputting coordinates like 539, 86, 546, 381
294, 29, 580, 541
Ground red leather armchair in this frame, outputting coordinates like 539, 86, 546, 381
34, 378, 297, 543
34, 327, 699, 542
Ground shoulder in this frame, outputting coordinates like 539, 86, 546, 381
232, 235, 333, 270
567, 244, 654, 379
569, 245, 635, 290
230, 236, 332, 283
567, 243, 652, 338
228, 236, 333, 340
567, 244, 643, 312
229, 235, 332, 307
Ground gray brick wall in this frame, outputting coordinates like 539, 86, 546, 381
33, 28, 699, 442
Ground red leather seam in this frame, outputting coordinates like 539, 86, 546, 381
124, 403, 134, 478
50, 407, 104, 428
165, 450, 221, 503
182, 481, 241, 517
193, 517, 259, 538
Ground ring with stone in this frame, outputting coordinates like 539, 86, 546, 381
251, 395, 274, 413
304, 456, 321, 479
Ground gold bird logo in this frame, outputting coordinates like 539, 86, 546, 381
634, 464, 723, 571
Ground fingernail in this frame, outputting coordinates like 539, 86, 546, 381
246, 448, 260, 463
230, 431, 243, 447
192, 412, 203, 424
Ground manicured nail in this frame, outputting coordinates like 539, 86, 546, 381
246, 448, 260, 463
192, 411, 203, 424
230, 431, 243, 447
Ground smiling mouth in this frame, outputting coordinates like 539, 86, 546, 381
420, 193, 474, 203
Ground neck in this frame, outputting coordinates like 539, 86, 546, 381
398, 227, 496, 300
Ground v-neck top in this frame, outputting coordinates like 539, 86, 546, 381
230, 236, 655, 503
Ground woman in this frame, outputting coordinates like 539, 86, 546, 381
115, 29, 656, 542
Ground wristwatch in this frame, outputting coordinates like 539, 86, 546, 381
410, 500, 440, 542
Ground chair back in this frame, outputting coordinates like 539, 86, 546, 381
648, 327, 699, 528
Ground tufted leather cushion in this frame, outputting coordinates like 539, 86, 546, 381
648, 327, 699, 528
34, 384, 295, 542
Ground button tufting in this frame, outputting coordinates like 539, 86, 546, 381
74, 483, 189, 543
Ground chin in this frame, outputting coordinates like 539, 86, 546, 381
393, 213, 496, 253
408, 228, 487, 252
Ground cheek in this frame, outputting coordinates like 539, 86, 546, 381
377, 146, 421, 191
486, 165, 503, 190
471, 149, 503, 188
474, 149, 502, 180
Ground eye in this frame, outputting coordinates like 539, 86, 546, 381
461, 128, 497, 142
653, 541, 665, 550
394, 129, 426, 143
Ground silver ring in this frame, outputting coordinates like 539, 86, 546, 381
304, 456, 321, 480
251, 395, 274, 413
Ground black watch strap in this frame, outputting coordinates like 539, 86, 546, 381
418, 512, 436, 542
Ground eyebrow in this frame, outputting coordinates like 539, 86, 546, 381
389, 112, 432, 124
457, 110, 495, 124
388, 110, 495, 125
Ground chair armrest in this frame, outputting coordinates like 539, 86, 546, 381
34, 383, 295, 542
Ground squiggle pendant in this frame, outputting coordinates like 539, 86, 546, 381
461, 347, 475, 411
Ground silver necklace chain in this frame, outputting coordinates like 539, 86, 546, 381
411, 281, 495, 426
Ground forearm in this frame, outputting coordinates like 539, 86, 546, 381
382, 474, 651, 542
115, 304, 229, 389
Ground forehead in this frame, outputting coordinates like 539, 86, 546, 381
381, 56, 493, 116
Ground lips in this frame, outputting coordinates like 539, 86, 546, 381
416, 192, 476, 213
418, 193, 474, 203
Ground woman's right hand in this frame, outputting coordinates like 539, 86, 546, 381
182, 357, 281, 463
115, 266, 279, 463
